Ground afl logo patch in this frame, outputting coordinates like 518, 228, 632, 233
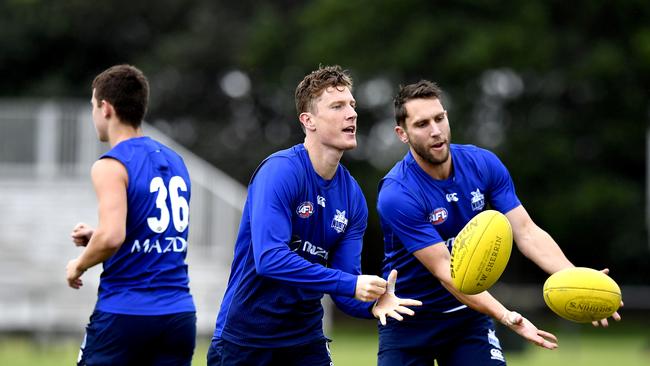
297, 202, 315, 218
429, 207, 448, 225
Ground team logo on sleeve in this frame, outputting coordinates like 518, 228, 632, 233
429, 207, 448, 225
470, 188, 485, 211
297, 202, 315, 218
331, 209, 348, 233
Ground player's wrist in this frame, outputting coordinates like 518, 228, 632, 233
74, 258, 88, 273
500, 309, 520, 326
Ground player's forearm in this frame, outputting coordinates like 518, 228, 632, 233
75, 228, 123, 271
517, 227, 573, 274
439, 278, 507, 320
422, 249, 508, 320
331, 294, 375, 319
255, 246, 357, 296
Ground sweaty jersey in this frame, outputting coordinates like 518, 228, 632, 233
213, 144, 372, 348
377, 144, 521, 317
96, 136, 195, 315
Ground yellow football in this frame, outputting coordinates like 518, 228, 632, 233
450, 210, 513, 295
543, 267, 621, 323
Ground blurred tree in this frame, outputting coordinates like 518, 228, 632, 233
0, 0, 647, 283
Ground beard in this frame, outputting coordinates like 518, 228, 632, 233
411, 140, 450, 165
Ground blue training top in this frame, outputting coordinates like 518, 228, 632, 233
213, 144, 373, 348
96, 136, 195, 315
377, 144, 521, 317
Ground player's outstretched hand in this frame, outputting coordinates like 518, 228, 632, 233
501, 310, 558, 350
355, 275, 387, 302
66, 258, 85, 289
372, 270, 423, 326
592, 268, 623, 327
71, 222, 94, 247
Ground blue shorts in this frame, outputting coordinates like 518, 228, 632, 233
207, 338, 332, 366
378, 308, 507, 366
78, 310, 196, 366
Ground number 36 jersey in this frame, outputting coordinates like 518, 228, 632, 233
96, 136, 195, 315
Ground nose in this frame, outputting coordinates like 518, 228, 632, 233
430, 122, 442, 137
346, 104, 357, 120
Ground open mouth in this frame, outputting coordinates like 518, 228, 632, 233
343, 126, 356, 133
431, 141, 445, 149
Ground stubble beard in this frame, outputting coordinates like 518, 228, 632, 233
412, 140, 450, 166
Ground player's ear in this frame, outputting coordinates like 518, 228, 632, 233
395, 125, 409, 144
100, 100, 114, 119
299, 112, 316, 131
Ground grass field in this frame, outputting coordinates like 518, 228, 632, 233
1, 319, 648, 365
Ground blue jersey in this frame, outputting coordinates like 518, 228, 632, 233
377, 144, 521, 317
96, 136, 195, 315
213, 144, 372, 348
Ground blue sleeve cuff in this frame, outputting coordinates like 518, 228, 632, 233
336, 271, 358, 297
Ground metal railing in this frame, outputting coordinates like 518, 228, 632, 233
0, 99, 247, 335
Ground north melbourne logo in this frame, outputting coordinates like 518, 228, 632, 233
331, 209, 348, 233
470, 188, 485, 211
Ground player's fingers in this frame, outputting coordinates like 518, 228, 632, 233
394, 306, 415, 316
374, 276, 388, 288
368, 286, 386, 298
612, 311, 622, 321
599, 318, 609, 328
379, 313, 387, 326
537, 330, 558, 343
539, 338, 558, 350
591, 320, 600, 327
529, 333, 557, 350
359, 293, 372, 302
387, 310, 403, 322
386, 269, 397, 294
399, 298, 423, 307
599, 268, 610, 275
365, 289, 384, 301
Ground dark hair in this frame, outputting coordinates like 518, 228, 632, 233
394, 80, 443, 126
92, 64, 149, 128
295, 65, 353, 117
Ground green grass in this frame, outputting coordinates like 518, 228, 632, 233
1, 320, 648, 366
328, 318, 650, 366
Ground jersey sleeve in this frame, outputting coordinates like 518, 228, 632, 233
249, 157, 357, 297
483, 150, 521, 213
378, 179, 444, 253
328, 183, 374, 319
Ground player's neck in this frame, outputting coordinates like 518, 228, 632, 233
413, 151, 452, 180
108, 120, 144, 147
303, 138, 342, 180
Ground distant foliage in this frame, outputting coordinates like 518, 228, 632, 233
0, 0, 647, 282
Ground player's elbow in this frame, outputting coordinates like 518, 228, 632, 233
96, 228, 125, 251
253, 252, 272, 277
106, 233, 125, 251
254, 248, 282, 278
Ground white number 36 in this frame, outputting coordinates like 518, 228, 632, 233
147, 176, 189, 233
